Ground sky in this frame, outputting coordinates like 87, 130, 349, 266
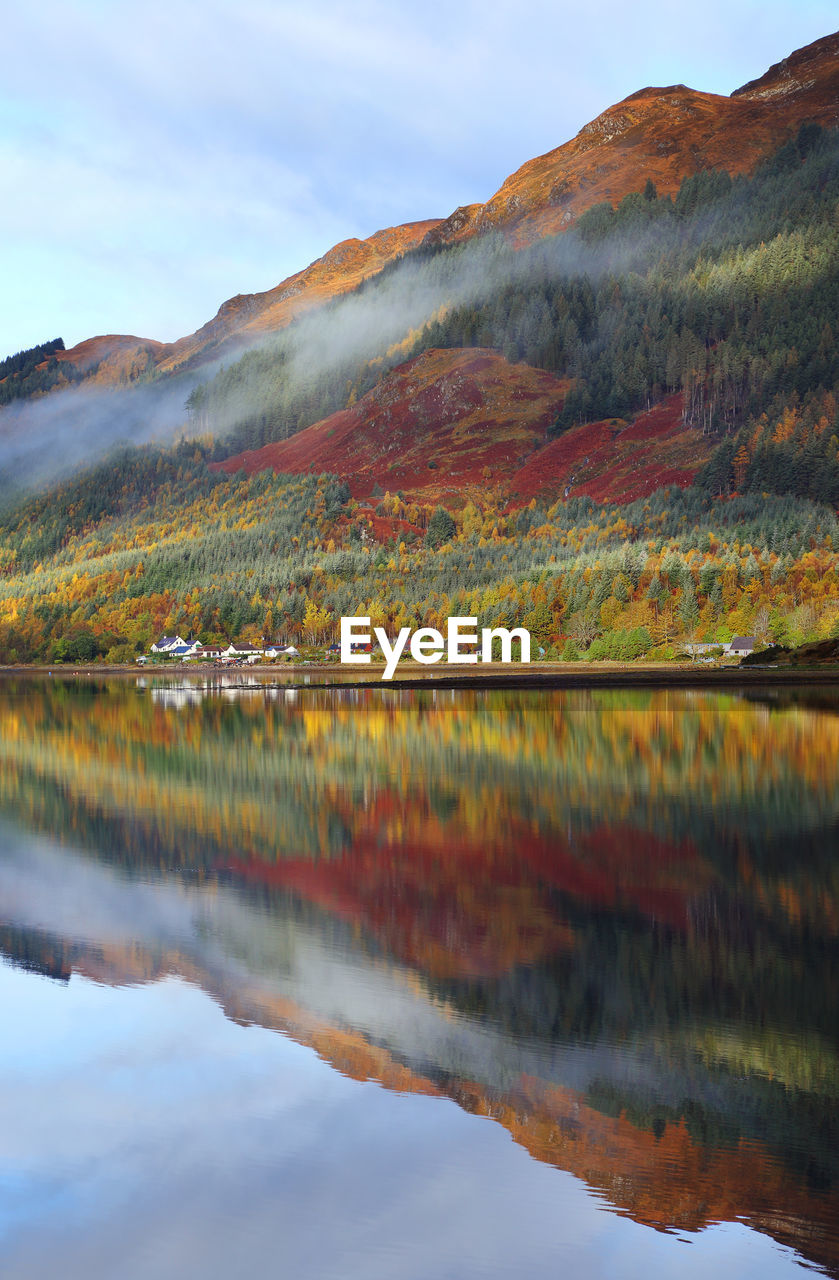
1, 0, 836, 356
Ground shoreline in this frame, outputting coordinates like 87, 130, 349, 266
2, 661, 839, 689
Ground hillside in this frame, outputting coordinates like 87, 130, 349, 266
216, 352, 711, 506
205, 120, 839, 506
24, 30, 839, 394
216, 348, 571, 502
426, 31, 839, 247
1, 30, 839, 662
54, 220, 441, 386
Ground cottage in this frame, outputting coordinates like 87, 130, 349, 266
221, 643, 265, 664
170, 642, 205, 661
150, 635, 188, 654
727, 635, 757, 657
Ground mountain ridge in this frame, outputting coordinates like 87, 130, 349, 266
47, 30, 839, 389
425, 30, 839, 249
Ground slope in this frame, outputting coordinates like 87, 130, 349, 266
35, 31, 839, 394
55, 220, 441, 386
426, 30, 839, 248
215, 351, 712, 506
216, 347, 572, 502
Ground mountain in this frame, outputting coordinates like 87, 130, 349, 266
2, 30, 839, 664
45, 31, 839, 388
55, 220, 441, 386
426, 30, 839, 247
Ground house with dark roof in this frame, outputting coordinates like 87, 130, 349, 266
150, 635, 188, 654
727, 636, 758, 657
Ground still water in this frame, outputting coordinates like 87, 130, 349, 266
0, 675, 837, 1278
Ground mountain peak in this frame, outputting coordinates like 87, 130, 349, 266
423, 30, 839, 250
733, 29, 839, 98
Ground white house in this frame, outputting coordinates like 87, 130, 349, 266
726, 635, 757, 657
150, 635, 189, 654
221, 643, 265, 663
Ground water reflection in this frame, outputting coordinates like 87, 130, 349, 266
0, 677, 837, 1276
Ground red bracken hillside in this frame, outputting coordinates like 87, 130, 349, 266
215, 351, 711, 507
216, 348, 572, 502
507, 396, 713, 506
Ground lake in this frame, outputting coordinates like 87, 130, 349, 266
0, 674, 837, 1278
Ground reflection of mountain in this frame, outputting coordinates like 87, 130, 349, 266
0, 679, 838, 1272
1, 825, 837, 1274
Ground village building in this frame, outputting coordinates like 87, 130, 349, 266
726, 636, 758, 657
150, 635, 189, 654
221, 643, 265, 663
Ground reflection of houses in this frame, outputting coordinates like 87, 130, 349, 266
150, 686, 205, 710
727, 636, 757, 657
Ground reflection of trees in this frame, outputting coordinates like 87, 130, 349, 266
1, 675, 839, 1271
1, 679, 839, 921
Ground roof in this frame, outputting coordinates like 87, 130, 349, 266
730, 635, 757, 647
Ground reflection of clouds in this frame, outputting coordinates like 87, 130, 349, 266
0, 963, 806, 1280
0, 821, 693, 1104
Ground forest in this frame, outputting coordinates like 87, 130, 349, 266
0, 337, 77, 408
0, 440, 837, 662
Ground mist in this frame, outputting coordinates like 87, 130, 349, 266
1, 133, 827, 498
181, 189, 734, 448
0, 366, 212, 498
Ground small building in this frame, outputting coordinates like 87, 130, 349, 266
727, 635, 757, 657
221, 643, 265, 663
150, 635, 188, 654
